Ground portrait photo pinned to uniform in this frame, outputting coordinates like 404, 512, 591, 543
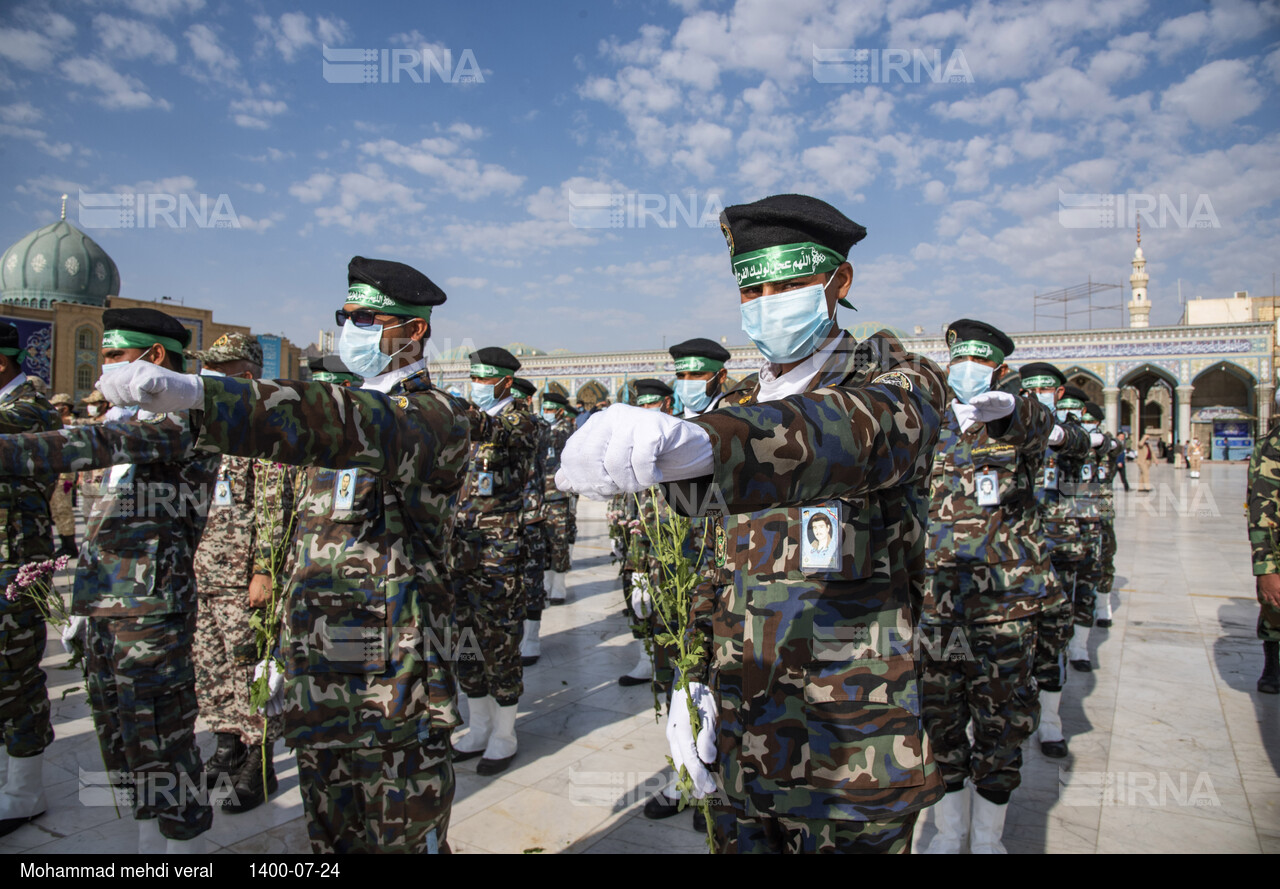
214, 479, 232, 507
976, 469, 1000, 507
800, 504, 841, 571
334, 468, 358, 510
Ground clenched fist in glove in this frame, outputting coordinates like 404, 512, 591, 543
253, 659, 286, 717
630, 574, 654, 620
97, 361, 204, 415
555, 404, 713, 499
952, 392, 1017, 433
666, 682, 720, 798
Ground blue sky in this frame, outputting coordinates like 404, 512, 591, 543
0, 0, 1277, 355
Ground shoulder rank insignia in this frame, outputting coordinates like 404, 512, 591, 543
872, 371, 912, 392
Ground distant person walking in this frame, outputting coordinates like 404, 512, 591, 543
1115, 432, 1131, 491
1136, 433, 1156, 492
1188, 437, 1204, 479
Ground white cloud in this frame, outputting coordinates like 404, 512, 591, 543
289, 173, 335, 203
254, 13, 349, 62
0, 102, 41, 124
61, 57, 171, 111
824, 86, 895, 132
289, 165, 424, 234
1161, 59, 1265, 129
120, 0, 205, 16
230, 97, 288, 129
0, 11, 74, 71
94, 14, 177, 63
360, 137, 525, 200
1155, 0, 1280, 58
184, 23, 241, 85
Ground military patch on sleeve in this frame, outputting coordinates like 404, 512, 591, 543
394, 396, 409, 409
872, 371, 912, 392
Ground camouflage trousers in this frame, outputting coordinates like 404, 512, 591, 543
543, 499, 576, 574
453, 528, 525, 707
713, 805, 919, 854
1097, 519, 1117, 594
295, 735, 454, 854
193, 592, 280, 746
0, 600, 53, 757
921, 615, 1038, 795
1259, 596, 1280, 643
86, 612, 212, 840
520, 522, 547, 615
1033, 587, 1075, 693
50, 478, 75, 539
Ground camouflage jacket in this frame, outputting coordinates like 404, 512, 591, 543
0, 410, 219, 617
1033, 422, 1093, 558
0, 378, 61, 591
924, 394, 1055, 621
1248, 423, 1280, 576
543, 416, 576, 502
193, 455, 297, 595
451, 400, 539, 548
518, 410, 549, 524
666, 330, 948, 822
1041, 421, 1106, 527
1093, 432, 1121, 519
196, 369, 471, 749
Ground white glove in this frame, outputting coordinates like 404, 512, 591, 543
1090, 432, 1105, 448
556, 404, 713, 498
1109, 439, 1120, 452
630, 574, 654, 619
253, 659, 286, 717
969, 391, 1016, 422
60, 615, 87, 653
611, 539, 624, 559
1049, 425, 1065, 446
666, 682, 719, 799
102, 405, 139, 423
952, 400, 978, 433
97, 362, 204, 414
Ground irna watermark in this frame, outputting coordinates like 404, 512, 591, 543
321, 45, 482, 84
78, 190, 239, 230
812, 46, 973, 84
1058, 190, 1220, 230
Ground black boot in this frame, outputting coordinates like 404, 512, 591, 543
222, 743, 278, 814
58, 535, 76, 558
1259, 641, 1280, 695
203, 732, 245, 788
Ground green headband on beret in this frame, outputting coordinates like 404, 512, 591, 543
470, 363, 514, 378
0, 347, 28, 364
949, 340, 1006, 366
102, 329, 187, 369
1057, 398, 1085, 410
674, 356, 724, 373
731, 242, 845, 289
635, 394, 665, 406
1021, 375, 1060, 390
312, 370, 359, 384
347, 282, 433, 321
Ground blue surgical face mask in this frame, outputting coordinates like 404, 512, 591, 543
1056, 409, 1076, 423
675, 379, 714, 414
100, 360, 131, 376
338, 320, 409, 379
740, 275, 836, 365
1034, 392, 1056, 411
949, 360, 994, 404
542, 409, 559, 423
470, 381, 499, 411
200, 368, 224, 378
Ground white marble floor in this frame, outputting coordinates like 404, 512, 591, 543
3, 460, 1276, 854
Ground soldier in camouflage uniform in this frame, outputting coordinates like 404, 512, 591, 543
0, 309, 220, 850
1017, 367, 1095, 759
511, 377, 549, 666
559, 194, 949, 854
449, 347, 540, 776
0, 323, 62, 838
1062, 392, 1113, 673
1082, 402, 1121, 629
99, 257, 472, 853
918, 321, 1059, 854
190, 333, 293, 814
540, 390, 577, 606
1246, 414, 1280, 694
47, 394, 78, 557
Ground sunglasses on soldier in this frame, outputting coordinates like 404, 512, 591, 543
334, 308, 414, 329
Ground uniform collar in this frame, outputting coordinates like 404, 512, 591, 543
486, 395, 515, 417
682, 391, 724, 419
362, 357, 430, 394
756, 331, 846, 402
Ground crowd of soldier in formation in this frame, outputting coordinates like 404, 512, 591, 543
0, 193, 1274, 856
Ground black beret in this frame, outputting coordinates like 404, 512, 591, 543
1016, 362, 1066, 388
945, 319, 1014, 361
720, 194, 866, 260
633, 378, 673, 400
1084, 402, 1105, 422
543, 390, 569, 407
468, 346, 521, 374
309, 354, 357, 376
0, 321, 18, 352
511, 377, 536, 398
668, 337, 730, 364
102, 307, 192, 347
1061, 385, 1090, 403
347, 256, 446, 307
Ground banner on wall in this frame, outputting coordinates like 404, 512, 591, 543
257, 335, 282, 379
0, 315, 53, 385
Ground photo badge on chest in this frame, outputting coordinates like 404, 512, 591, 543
1080, 463, 1093, 482
333, 469, 358, 511
214, 479, 232, 507
976, 469, 1000, 507
800, 504, 841, 572
476, 471, 495, 497
1044, 465, 1058, 491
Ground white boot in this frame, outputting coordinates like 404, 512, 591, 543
164, 834, 208, 854
138, 818, 165, 854
452, 695, 495, 760
1095, 594, 1113, 623
922, 786, 969, 854
519, 620, 541, 664
1068, 625, 1092, 668
1038, 690, 1065, 744
546, 571, 567, 604
0, 752, 46, 827
619, 647, 653, 686
477, 703, 518, 774
970, 792, 1009, 854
